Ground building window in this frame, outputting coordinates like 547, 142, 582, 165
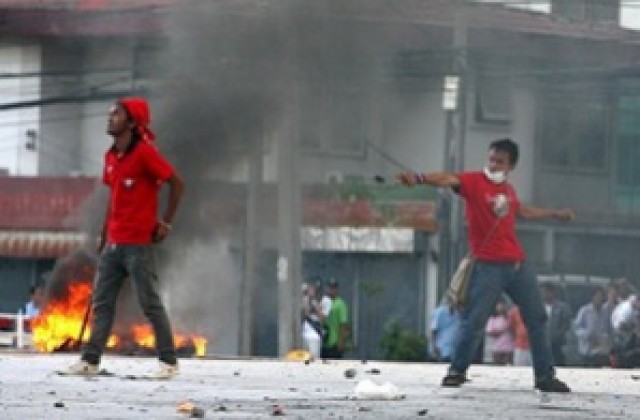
614, 78, 640, 212
133, 41, 164, 81
551, 0, 619, 24
299, 84, 367, 158
539, 82, 609, 172
474, 73, 511, 125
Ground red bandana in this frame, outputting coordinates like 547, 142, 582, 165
119, 97, 156, 142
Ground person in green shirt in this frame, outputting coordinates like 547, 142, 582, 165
321, 279, 349, 359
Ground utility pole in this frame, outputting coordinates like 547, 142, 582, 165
276, 5, 303, 356
240, 126, 262, 356
440, 5, 468, 294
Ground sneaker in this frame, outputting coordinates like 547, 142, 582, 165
441, 373, 467, 388
61, 360, 99, 376
152, 361, 179, 379
535, 376, 571, 393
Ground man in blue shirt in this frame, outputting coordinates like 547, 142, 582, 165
430, 302, 461, 362
24, 286, 43, 318
573, 287, 611, 367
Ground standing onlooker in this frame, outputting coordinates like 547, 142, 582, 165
508, 306, 531, 366
24, 286, 44, 318
603, 282, 620, 329
540, 283, 572, 366
610, 294, 640, 368
63, 97, 185, 378
614, 278, 635, 301
318, 280, 333, 320
430, 301, 461, 362
485, 299, 514, 365
612, 294, 639, 333
573, 287, 611, 367
301, 282, 324, 359
321, 279, 349, 359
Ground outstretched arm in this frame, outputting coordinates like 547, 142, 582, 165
397, 172, 460, 188
518, 205, 575, 221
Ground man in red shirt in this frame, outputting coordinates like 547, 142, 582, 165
399, 138, 574, 392
65, 97, 185, 379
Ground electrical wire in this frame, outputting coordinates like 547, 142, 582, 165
365, 140, 415, 173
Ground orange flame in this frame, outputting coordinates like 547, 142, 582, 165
32, 281, 207, 356
132, 324, 208, 358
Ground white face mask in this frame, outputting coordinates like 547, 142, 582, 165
483, 166, 507, 184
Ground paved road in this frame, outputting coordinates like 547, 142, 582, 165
0, 353, 638, 419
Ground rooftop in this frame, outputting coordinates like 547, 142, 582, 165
0, 0, 638, 42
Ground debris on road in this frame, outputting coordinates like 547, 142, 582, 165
177, 400, 206, 418
189, 406, 205, 418
354, 379, 405, 400
177, 400, 194, 412
271, 404, 285, 416
4, 355, 640, 419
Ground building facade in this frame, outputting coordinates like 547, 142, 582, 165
2, 0, 640, 357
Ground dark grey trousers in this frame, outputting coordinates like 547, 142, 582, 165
81, 244, 177, 365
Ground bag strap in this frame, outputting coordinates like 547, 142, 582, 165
467, 217, 501, 259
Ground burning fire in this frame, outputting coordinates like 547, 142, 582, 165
33, 281, 207, 357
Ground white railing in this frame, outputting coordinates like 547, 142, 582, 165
0, 311, 33, 349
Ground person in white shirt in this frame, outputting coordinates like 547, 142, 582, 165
611, 295, 639, 333
301, 282, 325, 359
573, 287, 611, 367
610, 294, 640, 368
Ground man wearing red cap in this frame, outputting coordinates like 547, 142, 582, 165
64, 97, 185, 379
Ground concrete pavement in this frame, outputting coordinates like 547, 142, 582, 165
0, 352, 638, 419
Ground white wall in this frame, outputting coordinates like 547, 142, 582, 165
622, 7, 640, 29
79, 101, 112, 176
39, 39, 134, 177
289, 81, 447, 185
79, 42, 136, 176
39, 42, 83, 176
379, 85, 447, 176
0, 42, 41, 176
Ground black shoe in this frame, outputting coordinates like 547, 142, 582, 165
534, 376, 571, 393
441, 373, 466, 388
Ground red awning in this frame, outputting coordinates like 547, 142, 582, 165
0, 177, 97, 231
0, 231, 87, 259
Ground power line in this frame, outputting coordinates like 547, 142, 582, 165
365, 140, 415, 173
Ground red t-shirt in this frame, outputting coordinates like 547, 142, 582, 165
456, 171, 525, 262
103, 140, 174, 244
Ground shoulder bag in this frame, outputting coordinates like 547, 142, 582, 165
446, 219, 500, 309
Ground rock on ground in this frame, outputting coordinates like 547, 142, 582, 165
0, 353, 638, 419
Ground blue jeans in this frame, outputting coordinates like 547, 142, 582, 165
449, 261, 554, 380
82, 244, 177, 365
